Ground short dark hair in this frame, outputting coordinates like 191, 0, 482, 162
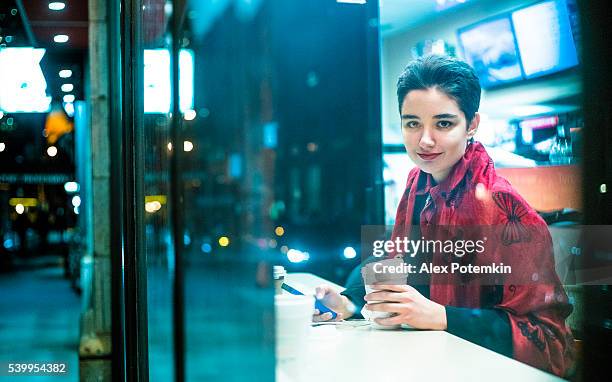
396, 55, 481, 124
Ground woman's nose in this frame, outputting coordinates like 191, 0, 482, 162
419, 129, 435, 149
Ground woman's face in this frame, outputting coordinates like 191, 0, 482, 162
400, 87, 479, 183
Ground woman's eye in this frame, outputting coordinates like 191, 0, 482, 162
437, 121, 453, 128
404, 121, 419, 128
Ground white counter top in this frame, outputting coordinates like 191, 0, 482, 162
278, 324, 565, 382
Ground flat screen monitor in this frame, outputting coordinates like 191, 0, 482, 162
457, 0, 579, 88
457, 16, 523, 88
511, 0, 579, 79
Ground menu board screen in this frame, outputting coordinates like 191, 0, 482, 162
511, 0, 579, 78
458, 16, 523, 88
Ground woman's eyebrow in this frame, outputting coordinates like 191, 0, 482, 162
401, 114, 420, 120
433, 113, 459, 119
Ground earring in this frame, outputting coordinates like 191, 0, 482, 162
468, 137, 474, 144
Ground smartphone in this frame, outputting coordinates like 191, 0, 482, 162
281, 283, 338, 320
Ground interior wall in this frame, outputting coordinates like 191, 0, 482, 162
381, 0, 582, 144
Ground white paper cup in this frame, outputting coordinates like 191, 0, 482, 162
363, 285, 400, 329
275, 294, 314, 362
361, 257, 409, 330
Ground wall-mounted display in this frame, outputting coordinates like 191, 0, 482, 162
457, 0, 579, 88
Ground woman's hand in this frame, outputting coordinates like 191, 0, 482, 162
312, 285, 355, 322
364, 283, 447, 330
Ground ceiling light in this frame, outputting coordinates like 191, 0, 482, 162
63, 94, 75, 103
71, 195, 81, 207
49, 2, 66, 11
59, 69, 72, 78
183, 140, 194, 152
64, 181, 79, 193
47, 145, 58, 157
61, 83, 73, 92
53, 34, 69, 43
63, 102, 74, 117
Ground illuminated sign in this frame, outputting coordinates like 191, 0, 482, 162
144, 49, 194, 113
0, 48, 52, 113
519, 116, 559, 130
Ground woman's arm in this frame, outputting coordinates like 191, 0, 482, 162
490, 191, 575, 377
445, 306, 513, 357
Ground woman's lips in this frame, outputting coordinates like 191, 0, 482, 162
417, 152, 442, 161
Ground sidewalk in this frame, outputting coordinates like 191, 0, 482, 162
0, 257, 80, 381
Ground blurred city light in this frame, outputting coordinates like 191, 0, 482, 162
287, 249, 309, 263
183, 140, 194, 152
59, 69, 72, 78
0, 111, 4, 119
257, 238, 267, 249
268, 239, 277, 248
201, 243, 212, 253
0, 142, 5, 152
15, 204, 25, 215
61, 83, 74, 92
73, 206, 79, 215
274, 226, 285, 236
63, 94, 75, 103
164, 2, 173, 16
47, 146, 58, 157
53, 34, 69, 43
218, 236, 230, 247
3, 239, 14, 249
9, 198, 37, 207
63, 181, 79, 193
183, 109, 196, 121
337, 0, 366, 4
601, 184, 607, 194
145, 195, 167, 204
280, 245, 288, 254
306, 142, 318, 152
263, 122, 278, 148
49, 2, 66, 11
167, 142, 173, 151
343, 246, 357, 259
0, 48, 52, 112
71, 195, 81, 208
143, 49, 194, 113
145, 201, 162, 213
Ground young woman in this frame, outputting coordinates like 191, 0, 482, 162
313, 55, 575, 377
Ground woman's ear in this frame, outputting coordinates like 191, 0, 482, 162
467, 112, 480, 138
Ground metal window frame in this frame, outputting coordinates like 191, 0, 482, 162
116, 0, 149, 380
170, 1, 186, 381
110, 0, 188, 380
108, 0, 126, 379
